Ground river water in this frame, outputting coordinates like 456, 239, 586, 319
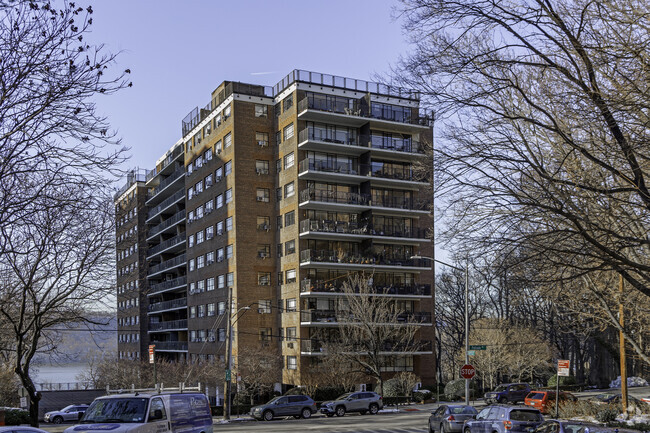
32, 363, 90, 387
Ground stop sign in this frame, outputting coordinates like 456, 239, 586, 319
460, 364, 475, 379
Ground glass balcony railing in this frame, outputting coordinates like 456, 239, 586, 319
371, 196, 428, 211
300, 310, 431, 324
300, 219, 427, 239
147, 210, 185, 238
147, 254, 186, 276
298, 128, 359, 147
298, 128, 425, 155
299, 249, 430, 268
300, 278, 431, 296
299, 189, 371, 206
148, 319, 188, 331
151, 341, 188, 351
148, 276, 187, 295
299, 158, 360, 176
148, 297, 187, 313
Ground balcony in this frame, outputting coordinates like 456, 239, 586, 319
299, 219, 428, 243
146, 232, 186, 258
148, 319, 188, 332
148, 276, 187, 295
151, 341, 188, 351
147, 210, 186, 239
300, 339, 433, 354
300, 310, 431, 325
298, 158, 364, 184
146, 189, 185, 222
300, 278, 431, 297
146, 144, 183, 183
147, 254, 186, 277
148, 297, 187, 313
299, 189, 370, 211
300, 249, 430, 271
146, 167, 184, 205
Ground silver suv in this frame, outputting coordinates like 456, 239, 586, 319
44, 405, 88, 424
320, 391, 383, 417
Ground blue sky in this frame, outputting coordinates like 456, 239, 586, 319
89, 0, 411, 171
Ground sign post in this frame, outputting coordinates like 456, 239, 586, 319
149, 345, 156, 386
556, 360, 570, 418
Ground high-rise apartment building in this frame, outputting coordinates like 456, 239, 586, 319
115, 70, 435, 388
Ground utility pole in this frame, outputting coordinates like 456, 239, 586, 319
223, 286, 233, 421
619, 273, 628, 416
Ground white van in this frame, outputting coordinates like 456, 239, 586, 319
63, 392, 212, 433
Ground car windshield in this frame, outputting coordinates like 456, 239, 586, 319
527, 392, 545, 400
81, 398, 148, 423
450, 406, 477, 414
596, 394, 613, 401
510, 410, 542, 422
494, 385, 508, 392
563, 423, 588, 433
336, 393, 352, 400
266, 397, 281, 405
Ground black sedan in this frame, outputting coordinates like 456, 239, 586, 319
429, 404, 478, 433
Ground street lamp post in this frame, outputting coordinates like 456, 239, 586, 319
222, 287, 251, 421
412, 255, 470, 405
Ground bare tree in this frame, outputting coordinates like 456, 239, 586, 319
234, 345, 281, 405
319, 274, 425, 395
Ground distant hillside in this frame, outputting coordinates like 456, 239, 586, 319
33, 313, 116, 365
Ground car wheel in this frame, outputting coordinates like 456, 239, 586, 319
53, 416, 64, 424
465, 427, 472, 433
301, 408, 312, 419
369, 403, 379, 415
263, 410, 273, 421
335, 406, 346, 417
441, 423, 447, 433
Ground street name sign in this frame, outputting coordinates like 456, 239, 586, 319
469, 345, 486, 350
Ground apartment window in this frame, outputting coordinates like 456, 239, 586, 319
275, 102, 281, 117
205, 148, 213, 161
258, 300, 271, 314
286, 298, 297, 312
224, 132, 232, 148
258, 272, 271, 286
224, 104, 231, 119
276, 215, 282, 229
284, 210, 295, 227
188, 234, 195, 248
218, 328, 226, 341
286, 327, 297, 340
255, 160, 269, 175
215, 166, 223, 180
218, 275, 225, 289
277, 272, 283, 285
205, 199, 213, 214
195, 180, 203, 194
258, 244, 270, 258
226, 244, 233, 259
283, 95, 293, 112
195, 205, 204, 219
187, 188, 194, 201
197, 305, 205, 318
226, 216, 233, 231
196, 255, 205, 269
259, 328, 272, 341
285, 240, 295, 255
225, 160, 232, 175
207, 303, 215, 316
217, 221, 224, 235
189, 306, 196, 318
188, 282, 195, 294
278, 328, 284, 342
256, 132, 269, 147
206, 225, 214, 239
205, 173, 213, 188
275, 130, 281, 145
257, 216, 270, 230
286, 268, 296, 284
216, 194, 223, 209
197, 280, 205, 293
207, 277, 215, 291
215, 139, 222, 154
276, 187, 282, 202
217, 247, 224, 262
227, 272, 234, 287
214, 115, 221, 129
256, 188, 270, 202
196, 231, 204, 244
276, 159, 281, 173
283, 123, 294, 141
255, 104, 267, 117
187, 163, 193, 175
284, 181, 295, 198
225, 188, 232, 203
284, 152, 294, 169
217, 301, 225, 315
287, 356, 297, 370
206, 251, 215, 265
194, 155, 203, 169
188, 258, 195, 272
277, 243, 282, 258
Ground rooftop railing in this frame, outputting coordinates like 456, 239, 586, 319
274, 69, 421, 100
114, 169, 147, 200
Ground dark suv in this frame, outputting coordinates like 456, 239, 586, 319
485, 383, 532, 404
250, 395, 317, 421
320, 391, 383, 417
464, 405, 544, 433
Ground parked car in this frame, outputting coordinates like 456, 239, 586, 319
44, 405, 89, 424
485, 383, 532, 404
464, 405, 544, 433
642, 396, 650, 405
320, 391, 383, 417
524, 391, 577, 414
534, 420, 638, 433
428, 404, 478, 433
589, 394, 643, 406
250, 395, 317, 421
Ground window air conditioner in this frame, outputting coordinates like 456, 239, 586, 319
287, 342, 294, 349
